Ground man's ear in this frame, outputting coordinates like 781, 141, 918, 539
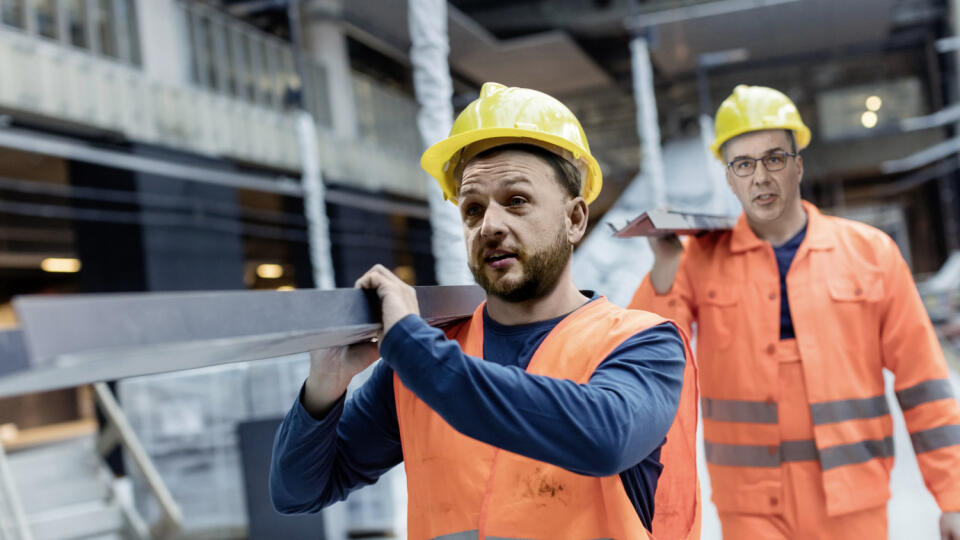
567, 196, 589, 244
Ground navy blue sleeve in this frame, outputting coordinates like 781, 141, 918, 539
269, 360, 402, 513
379, 316, 685, 477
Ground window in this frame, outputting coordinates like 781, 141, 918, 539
182, 2, 329, 123
817, 78, 924, 141
1, 0, 140, 65
34, 0, 57, 39
94, 0, 117, 58
65, 0, 88, 48
1, 0, 26, 29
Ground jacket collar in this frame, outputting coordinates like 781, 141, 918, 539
729, 200, 835, 253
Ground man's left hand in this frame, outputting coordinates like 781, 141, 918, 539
942, 512, 960, 540
355, 264, 420, 337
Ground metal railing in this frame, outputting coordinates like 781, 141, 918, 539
93, 383, 182, 539
179, 0, 332, 128
0, 443, 31, 540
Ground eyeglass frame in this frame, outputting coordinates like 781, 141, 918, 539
726, 151, 798, 178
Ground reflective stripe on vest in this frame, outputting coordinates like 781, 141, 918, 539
432, 532, 479, 540
897, 379, 956, 411
819, 436, 894, 470
704, 440, 818, 467
810, 395, 889, 425
705, 436, 895, 470
429, 534, 615, 540
701, 397, 777, 423
910, 424, 960, 454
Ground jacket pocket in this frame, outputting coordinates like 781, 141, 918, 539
827, 273, 884, 303
699, 283, 739, 350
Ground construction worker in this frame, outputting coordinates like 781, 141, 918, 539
270, 82, 700, 539
630, 84, 960, 539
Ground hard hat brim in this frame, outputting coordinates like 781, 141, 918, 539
421, 127, 603, 205
710, 123, 812, 160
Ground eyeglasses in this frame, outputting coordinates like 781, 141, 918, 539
726, 151, 797, 177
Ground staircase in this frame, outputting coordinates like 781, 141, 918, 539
4, 435, 145, 540
0, 383, 181, 540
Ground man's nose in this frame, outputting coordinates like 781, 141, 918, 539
752, 159, 773, 185
480, 204, 507, 239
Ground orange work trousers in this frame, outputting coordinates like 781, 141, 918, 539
717, 339, 888, 539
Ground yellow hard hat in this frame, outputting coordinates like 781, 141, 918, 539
710, 84, 811, 161
421, 82, 602, 204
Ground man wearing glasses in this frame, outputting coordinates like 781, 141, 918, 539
631, 84, 960, 539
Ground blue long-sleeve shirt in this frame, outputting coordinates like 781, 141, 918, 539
270, 294, 686, 530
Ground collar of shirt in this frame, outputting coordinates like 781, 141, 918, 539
482, 291, 600, 336
730, 200, 836, 254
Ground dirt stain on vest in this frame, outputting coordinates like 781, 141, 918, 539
519, 467, 569, 506
538, 479, 565, 497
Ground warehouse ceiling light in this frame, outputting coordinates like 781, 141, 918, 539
861, 111, 879, 129
277, 285, 295, 291
40, 258, 81, 273
866, 96, 883, 112
256, 263, 284, 279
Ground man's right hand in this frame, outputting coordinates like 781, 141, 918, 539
302, 342, 379, 419
648, 234, 684, 295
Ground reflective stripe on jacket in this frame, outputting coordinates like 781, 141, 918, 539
394, 298, 701, 539
631, 201, 960, 516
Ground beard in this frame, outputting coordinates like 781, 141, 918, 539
469, 226, 572, 303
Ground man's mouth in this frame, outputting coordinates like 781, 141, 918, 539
754, 193, 777, 205
483, 250, 518, 268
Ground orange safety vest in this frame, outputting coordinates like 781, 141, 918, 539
393, 297, 701, 539
631, 201, 960, 516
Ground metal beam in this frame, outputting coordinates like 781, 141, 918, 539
0, 286, 484, 398
0, 126, 304, 196
880, 136, 960, 174
624, 0, 802, 30
901, 103, 960, 131
610, 209, 736, 237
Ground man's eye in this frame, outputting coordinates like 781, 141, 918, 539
767, 156, 783, 165
464, 204, 482, 217
509, 197, 526, 206
735, 160, 751, 170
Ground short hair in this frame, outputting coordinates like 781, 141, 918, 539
461, 143, 582, 199
721, 129, 797, 161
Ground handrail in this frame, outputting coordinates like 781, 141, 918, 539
0, 443, 32, 540
93, 383, 183, 539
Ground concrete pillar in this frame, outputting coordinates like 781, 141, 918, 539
304, 0, 357, 139
409, 0, 472, 286
944, 0, 960, 253
630, 34, 666, 209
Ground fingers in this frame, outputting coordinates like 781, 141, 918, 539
354, 264, 406, 291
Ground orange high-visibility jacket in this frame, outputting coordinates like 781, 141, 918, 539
393, 298, 701, 540
631, 201, 960, 517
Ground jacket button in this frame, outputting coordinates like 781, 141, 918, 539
708, 290, 717, 299
768, 445, 778, 456
768, 292, 776, 300
766, 344, 776, 355
667, 299, 677, 307
854, 287, 863, 296
770, 496, 779, 506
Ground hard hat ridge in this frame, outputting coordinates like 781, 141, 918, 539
710, 84, 811, 161
421, 82, 603, 204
